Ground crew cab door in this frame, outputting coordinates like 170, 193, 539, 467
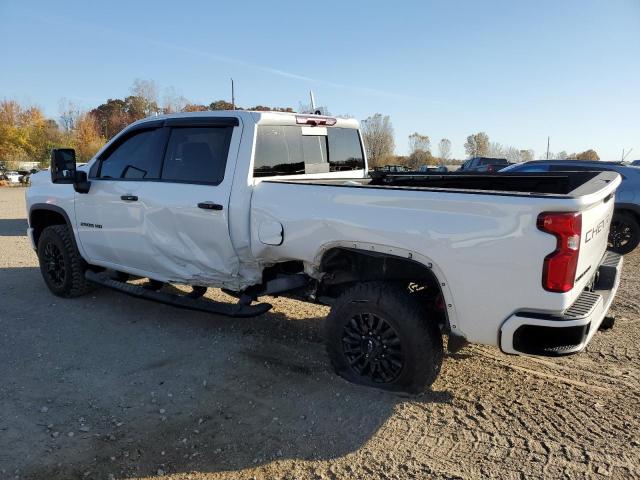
77, 117, 241, 285
134, 118, 241, 286
75, 122, 167, 270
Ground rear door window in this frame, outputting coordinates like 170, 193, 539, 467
161, 127, 233, 184
254, 125, 364, 177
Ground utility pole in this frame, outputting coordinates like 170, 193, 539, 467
546, 136, 550, 160
231, 78, 235, 110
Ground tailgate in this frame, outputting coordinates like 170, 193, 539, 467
574, 193, 615, 291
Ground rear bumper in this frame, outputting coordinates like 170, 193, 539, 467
500, 251, 623, 356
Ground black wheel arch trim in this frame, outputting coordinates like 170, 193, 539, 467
29, 203, 75, 248
29, 203, 73, 228
318, 247, 452, 332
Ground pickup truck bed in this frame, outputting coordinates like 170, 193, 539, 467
251, 169, 620, 349
300, 171, 617, 197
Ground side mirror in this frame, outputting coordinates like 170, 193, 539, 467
51, 148, 77, 184
50, 148, 91, 193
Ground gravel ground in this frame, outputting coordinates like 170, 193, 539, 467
0, 186, 638, 480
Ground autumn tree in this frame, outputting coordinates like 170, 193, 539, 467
130, 79, 159, 116
183, 104, 209, 112
486, 141, 533, 163
464, 132, 490, 158
0, 100, 28, 163
438, 138, 452, 163
73, 113, 105, 162
573, 149, 600, 161
90, 99, 129, 138
0, 100, 60, 166
250, 105, 295, 112
124, 95, 151, 122
361, 114, 395, 167
519, 149, 535, 162
209, 100, 235, 111
162, 87, 189, 114
408, 132, 430, 154
58, 98, 81, 132
406, 132, 432, 169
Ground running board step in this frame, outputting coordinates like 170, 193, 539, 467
85, 271, 272, 318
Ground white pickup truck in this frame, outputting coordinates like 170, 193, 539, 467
26, 111, 623, 392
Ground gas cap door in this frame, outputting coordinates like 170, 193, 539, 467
258, 220, 284, 246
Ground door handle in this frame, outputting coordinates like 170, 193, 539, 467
197, 202, 223, 211
121, 195, 138, 201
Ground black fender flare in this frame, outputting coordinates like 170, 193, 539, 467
29, 203, 74, 247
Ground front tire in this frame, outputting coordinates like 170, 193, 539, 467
608, 212, 640, 255
324, 282, 443, 393
37, 225, 96, 298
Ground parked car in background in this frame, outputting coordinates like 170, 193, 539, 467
459, 157, 510, 173
372, 164, 409, 173
503, 160, 640, 254
631, 160, 640, 167
418, 165, 448, 173
4, 171, 22, 183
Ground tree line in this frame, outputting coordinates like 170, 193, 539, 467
0, 82, 601, 171
361, 114, 601, 168
0, 79, 295, 169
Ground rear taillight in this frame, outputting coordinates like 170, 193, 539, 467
537, 212, 582, 293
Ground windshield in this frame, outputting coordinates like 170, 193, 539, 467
253, 126, 364, 177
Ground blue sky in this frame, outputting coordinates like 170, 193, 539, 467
1, 0, 638, 159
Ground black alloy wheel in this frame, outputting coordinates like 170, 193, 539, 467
325, 282, 443, 393
341, 312, 404, 384
608, 212, 640, 254
42, 242, 66, 288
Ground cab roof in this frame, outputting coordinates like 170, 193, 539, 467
133, 110, 359, 129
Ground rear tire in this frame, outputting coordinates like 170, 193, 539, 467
608, 211, 640, 255
37, 225, 96, 298
324, 282, 443, 393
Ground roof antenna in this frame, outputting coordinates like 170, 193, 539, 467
309, 90, 322, 115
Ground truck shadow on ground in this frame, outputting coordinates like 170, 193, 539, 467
0, 267, 453, 480
0, 218, 28, 236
